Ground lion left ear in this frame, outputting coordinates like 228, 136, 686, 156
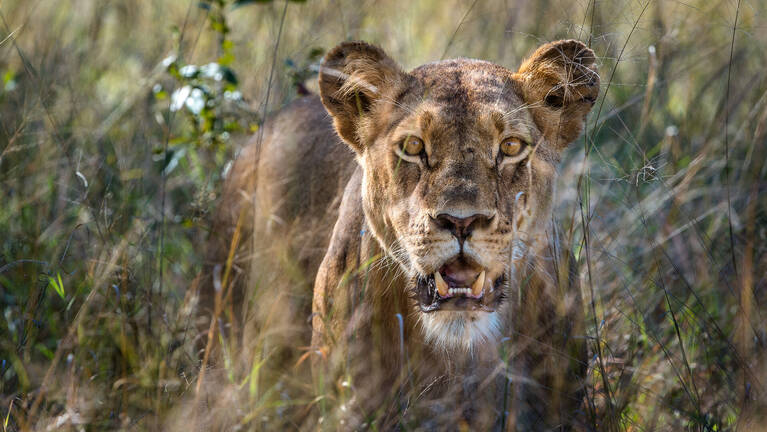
514, 39, 600, 149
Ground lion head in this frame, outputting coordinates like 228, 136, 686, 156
318, 40, 599, 351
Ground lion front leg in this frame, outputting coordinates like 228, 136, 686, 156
310, 168, 405, 427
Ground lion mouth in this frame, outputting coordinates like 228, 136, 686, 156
413, 256, 506, 313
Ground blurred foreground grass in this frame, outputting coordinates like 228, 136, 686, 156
0, 0, 766, 430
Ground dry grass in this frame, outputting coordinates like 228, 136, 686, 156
0, 0, 766, 430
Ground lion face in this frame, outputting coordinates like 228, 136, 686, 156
319, 41, 599, 351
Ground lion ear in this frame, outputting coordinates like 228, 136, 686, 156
319, 41, 406, 153
514, 39, 600, 149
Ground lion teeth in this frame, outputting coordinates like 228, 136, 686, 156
447, 288, 470, 295
471, 270, 485, 297
435, 272, 449, 297
435, 271, 487, 298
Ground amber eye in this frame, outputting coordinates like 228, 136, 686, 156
500, 137, 525, 157
402, 136, 425, 156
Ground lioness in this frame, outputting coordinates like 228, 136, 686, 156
203, 39, 599, 430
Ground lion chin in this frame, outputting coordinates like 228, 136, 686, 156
418, 310, 503, 352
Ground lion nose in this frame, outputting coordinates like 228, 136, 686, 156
434, 213, 492, 245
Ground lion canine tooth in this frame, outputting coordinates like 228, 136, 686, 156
471, 271, 486, 297
435, 272, 449, 297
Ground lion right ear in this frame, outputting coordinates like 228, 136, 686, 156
319, 41, 406, 153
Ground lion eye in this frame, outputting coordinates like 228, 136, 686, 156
402, 136, 425, 156
500, 137, 525, 157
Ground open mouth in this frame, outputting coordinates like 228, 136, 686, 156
413, 256, 506, 313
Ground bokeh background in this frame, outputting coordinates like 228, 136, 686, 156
0, 0, 765, 430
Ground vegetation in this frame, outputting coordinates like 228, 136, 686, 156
0, 0, 765, 430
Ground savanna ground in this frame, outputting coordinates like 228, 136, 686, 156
0, 0, 766, 430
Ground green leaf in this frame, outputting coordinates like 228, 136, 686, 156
233, 0, 274, 8
218, 52, 235, 67
308, 47, 325, 58
4, 399, 13, 431
2, 70, 17, 92
48, 273, 65, 300
220, 66, 238, 84
35, 343, 55, 360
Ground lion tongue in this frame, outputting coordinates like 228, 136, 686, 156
440, 261, 480, 288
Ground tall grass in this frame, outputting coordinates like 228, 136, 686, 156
0, 0, 765, 430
